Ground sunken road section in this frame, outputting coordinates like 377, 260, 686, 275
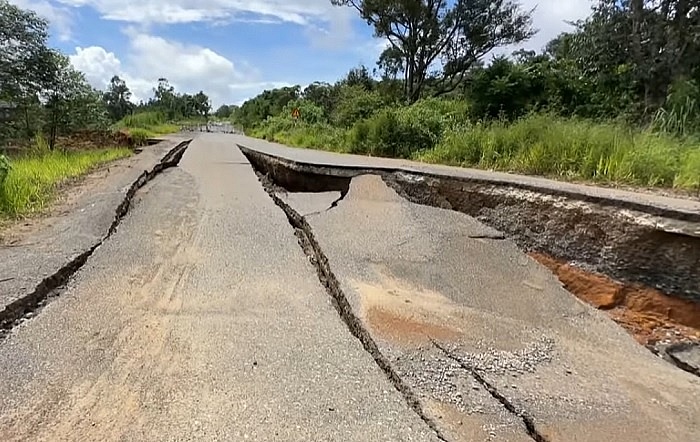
239, 145, 700, 305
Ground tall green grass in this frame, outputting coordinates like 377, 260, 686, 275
254, 109, 700, 191
418, 114, 700, 189
0, 148, 132, 217
115, 111, 179, 136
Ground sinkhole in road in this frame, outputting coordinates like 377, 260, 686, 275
239, 145, 700, 377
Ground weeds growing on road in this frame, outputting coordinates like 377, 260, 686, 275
0, 148, 132, 217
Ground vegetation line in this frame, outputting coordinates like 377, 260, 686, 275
0, 147, 132, 217
230, 0, 700, 193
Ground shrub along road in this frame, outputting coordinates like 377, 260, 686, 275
0, 134, 697, 441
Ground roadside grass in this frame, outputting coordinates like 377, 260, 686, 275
0, 148, 132, 217
251, 112, 700, 192
417, 114, 700, 189
255, 124, 350, 153
114, 111, 180, 137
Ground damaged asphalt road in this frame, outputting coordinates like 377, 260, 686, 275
260, 170, 699, 442
0, 133, 698, 441
0, 140, 191, 337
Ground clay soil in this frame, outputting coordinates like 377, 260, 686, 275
531, 253, 700, 347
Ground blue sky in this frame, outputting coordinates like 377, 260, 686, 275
12, 0, 594, 107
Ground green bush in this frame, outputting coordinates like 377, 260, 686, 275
283, 100, 326, 125
128, 128, 151, 146
348, 99, 467, 158
331, 85, 386, 127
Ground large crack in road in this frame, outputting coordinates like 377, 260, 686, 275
241, 141, 700, 441
239, 144, 700, 378
246, 149, 553, 442
250, 169, 451, 442
0, 140, 191, 337
239, 146, 700, 303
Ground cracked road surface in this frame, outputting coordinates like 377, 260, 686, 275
0, 135, 437, 441
1, 134, 699, 441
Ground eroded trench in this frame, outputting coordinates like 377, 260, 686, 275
239, 146, 700, 377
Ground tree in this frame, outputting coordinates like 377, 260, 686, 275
214, 104, 232, 118
153, 78, 177, 119
340, 65, 375, 90
233, 86, 301, 129
331, 0, 535, 103
43, 53, 108, 149
0, 0, 55, 142
331, 84, 385, 127
192, 91, 211, 119
303, 82, 337, 116
559, 0, 700, 117
103, 75, 133, 121
0, 1, 54, 99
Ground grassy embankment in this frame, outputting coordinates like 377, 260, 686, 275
0, 145, 132, 217
251, 105, 700, 192
114, 111, 180, 143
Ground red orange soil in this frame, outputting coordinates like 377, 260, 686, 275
367, 307, 461, 345
531, 253, 700, 346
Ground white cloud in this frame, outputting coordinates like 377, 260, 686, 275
11, 0, 73, 41
55, 0, 350, 27
511, 0, 594, 53
68, 32, 287, 106
69, 46, 121, 87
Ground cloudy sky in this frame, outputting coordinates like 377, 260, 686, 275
12, 0, 595, 107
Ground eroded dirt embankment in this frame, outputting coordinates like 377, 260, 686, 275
530, 253, 700, 347
239, 145, 700, 373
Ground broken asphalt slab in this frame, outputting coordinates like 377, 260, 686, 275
0, 138, 191, 333
264, 173, 700, 442
237, 138, 700, 306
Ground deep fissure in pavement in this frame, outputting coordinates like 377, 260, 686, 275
239, 146, 700, 303
239, 145, 700, 377
247, 167, 451, 442
431, 340, 549, 442
0, 140, 192, 337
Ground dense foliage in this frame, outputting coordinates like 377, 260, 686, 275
0, 0, 223, 152
232, 0, 700, 190
1, 1, 108, 149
